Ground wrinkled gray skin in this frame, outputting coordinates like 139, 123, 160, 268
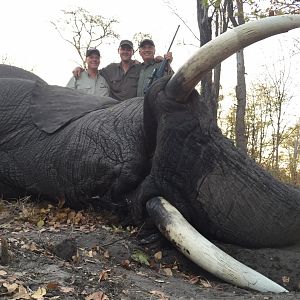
0, 64, 300, 248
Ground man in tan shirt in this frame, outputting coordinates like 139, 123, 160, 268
67, 48, 110, 98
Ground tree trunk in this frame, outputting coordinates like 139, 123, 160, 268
235, 49, 247, 153
197, 0, 216, 122
227, 0, 248, 153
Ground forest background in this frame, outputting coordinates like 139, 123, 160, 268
1, 0, 299, 185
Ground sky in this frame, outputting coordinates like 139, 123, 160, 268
0, 0, 299, 121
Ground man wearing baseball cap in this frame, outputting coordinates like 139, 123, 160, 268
137, 39, 173, 97
67, 48, 110, 98
100, 39, 141, 101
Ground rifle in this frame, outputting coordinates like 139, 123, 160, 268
144, 25, 180, 94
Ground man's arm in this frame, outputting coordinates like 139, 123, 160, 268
72, 67, 84, 79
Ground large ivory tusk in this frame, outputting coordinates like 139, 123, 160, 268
146, 197, 288, 293
166, 15, 300, 102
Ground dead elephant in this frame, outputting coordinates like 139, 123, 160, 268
0, 15, 300, 293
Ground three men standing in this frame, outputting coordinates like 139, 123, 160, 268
67, 39, 173, 101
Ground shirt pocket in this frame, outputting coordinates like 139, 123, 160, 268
110, 74, 122, 84
127, 74, 139, 88
77, 86, 93, 95
98, 82, 108, 89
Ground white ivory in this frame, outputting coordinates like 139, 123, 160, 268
166, 15, 300, 101
150, 197, 288, 293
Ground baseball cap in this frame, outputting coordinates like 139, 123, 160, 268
86, 48, 100, 57
139, 39, 155, 48
119, 40, 133, 49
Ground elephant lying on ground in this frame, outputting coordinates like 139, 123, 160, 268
1, 16, 300, 293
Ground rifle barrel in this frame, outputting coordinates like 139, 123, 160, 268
167, 25, 180, 53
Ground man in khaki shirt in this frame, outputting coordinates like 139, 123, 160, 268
67, 48, 110, 98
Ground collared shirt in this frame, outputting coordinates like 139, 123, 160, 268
137, 60, 173, 97
100, 61, 141, 101
66, 70, 110, 97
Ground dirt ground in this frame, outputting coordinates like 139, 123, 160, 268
0, 198, 299, 300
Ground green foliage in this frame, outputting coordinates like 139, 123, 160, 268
280, 121, 300, 185
219, 81, 299, 186
132, 32, 152, 51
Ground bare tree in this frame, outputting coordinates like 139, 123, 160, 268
246, 84, 272, 164
51, 7, 119, 68
1, 55, 10, 64
266, 65, 292, 171
269, 0, 300, 15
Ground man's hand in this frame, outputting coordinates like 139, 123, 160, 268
154, 52, 173, 63
72, 67, 84, 79
164, 52, 173, 63
154, 55, 164, 62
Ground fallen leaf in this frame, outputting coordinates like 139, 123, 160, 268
31, 286, 47, 299
103, 250, 110, 259
149, 290, 170, 299
122, 289, 129, 295
46, 282, 60, 290
85, 291, 109, 300
11, 292, 31, 300
82, 250, 93, 258
154, 251, 162, 261
121, 259, 131, 269
199, 278, 212, 288
39, 208, 50, 214
17, 284, 28, 294
29, 243, 39, 252
189, 276, 199, 284
131, 250, 150, 266
162, 268, 173, 277
59, 286, 75, 293
37, 219, 45, 228
3, 282, 19, 293
282, 275, 290, 283
98, 270, 110, 282
0, 270, 7, 276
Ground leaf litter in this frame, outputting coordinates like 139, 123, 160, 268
0, 197, 299, 299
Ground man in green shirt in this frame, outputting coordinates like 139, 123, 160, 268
137, 39, 173, 97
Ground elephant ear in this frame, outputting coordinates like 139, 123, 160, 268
0, 64, 46, 83
31, 81, 119, 133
